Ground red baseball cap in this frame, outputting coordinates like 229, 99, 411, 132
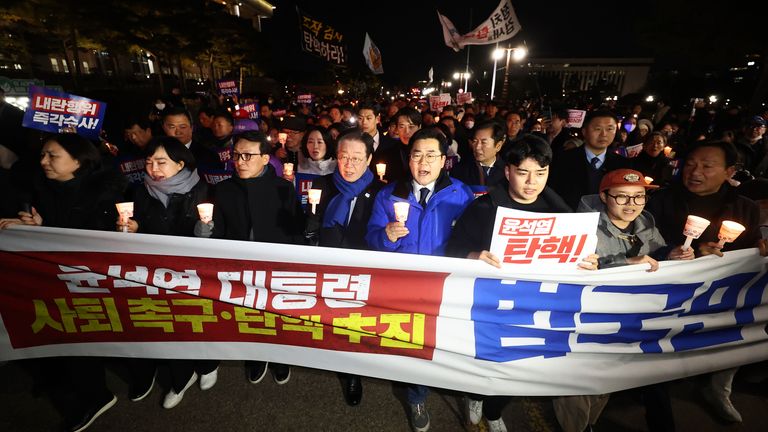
599, 169, 659, 192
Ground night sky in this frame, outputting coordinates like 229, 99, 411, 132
265, 0, 648, 86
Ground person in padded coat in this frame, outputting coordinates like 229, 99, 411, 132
117, 136, 214, 410
0, 132, 127, 432
365, 127, 474, 432
303, 129, 385, 407
197, 130, 304, 389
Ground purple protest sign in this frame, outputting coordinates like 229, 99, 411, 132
21, 86, 106, 140
216, 79, 239, 96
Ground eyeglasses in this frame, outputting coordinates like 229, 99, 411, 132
233, 152, 264, 161
605, 193, 647, 205
410, 153, 443, 163
338, 155, 366, 166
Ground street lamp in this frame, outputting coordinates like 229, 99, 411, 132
453, 72, 471, 92
492, 45, 528, 102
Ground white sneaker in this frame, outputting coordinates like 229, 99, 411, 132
467, 398, 483, 425
163, 372, 198, 409
200, 367, 218, 391
487, 417, 508, 432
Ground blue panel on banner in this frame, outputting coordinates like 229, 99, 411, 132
473, 271, 768, 360
21, 86, 106, 139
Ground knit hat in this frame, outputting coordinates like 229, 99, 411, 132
637, 119, 653, 133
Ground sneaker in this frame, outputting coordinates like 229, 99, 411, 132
67, 393, 117, 432
163, 372, 198, 409
702, 385, 742, 422
248, 361, 269, 384
487, 417, 508, 432
129, 370, 156, 402
199, 367, 218, 391
272, 364, 291, 385
467, 398, 483, 425
410, 402, 430, 432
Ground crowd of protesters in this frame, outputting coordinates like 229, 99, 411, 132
1, 87, 767, 432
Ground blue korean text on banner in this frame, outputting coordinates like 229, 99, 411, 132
22, 86, 107, 140
295, 172, 321, 207
217, 79, 239, 96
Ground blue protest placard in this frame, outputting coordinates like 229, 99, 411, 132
217, 79, 239, 96
21, 86, 106, 139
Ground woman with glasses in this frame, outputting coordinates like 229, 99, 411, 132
297, 126, 336, 176
568, 168, 693, 432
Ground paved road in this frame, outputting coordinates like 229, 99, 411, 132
0, 360, 765, 431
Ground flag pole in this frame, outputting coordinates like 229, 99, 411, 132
464, 8, 473, 93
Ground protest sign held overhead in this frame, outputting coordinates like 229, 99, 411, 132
298, 7, 347, 66
216, 79, 239, 96
22, 86, 106, 140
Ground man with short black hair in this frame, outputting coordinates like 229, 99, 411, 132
367, 127, 473, 432
549, 110, 631, 209
735, 115, 768, 179
450, 121, 507, 190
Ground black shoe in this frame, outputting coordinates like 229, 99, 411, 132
248, 361, 269, 384
129, 369, 156, 402
65, 393, 117, 432
343, 375, 363, 406
271, 363, 291, 385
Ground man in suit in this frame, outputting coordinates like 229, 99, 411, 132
549, 109, 630, 209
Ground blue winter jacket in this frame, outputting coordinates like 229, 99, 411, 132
366, 172, 474, 256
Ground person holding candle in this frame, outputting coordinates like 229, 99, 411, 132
646, 139, 768, 424
377, 107, 422, 183
195, 130, 304, 388
304, 129, 385, 406
632, 131, 675, 187
0, 133, 127, 432
366, 127, 473, 432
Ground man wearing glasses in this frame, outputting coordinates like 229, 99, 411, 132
197, 130, 304, 387
366, 127, 473, 432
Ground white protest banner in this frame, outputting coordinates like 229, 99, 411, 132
489, 209, 599, 270
437, 0, 522, 52
363, 33, 384, 75
566, 109, 587, 128
457, 92, 473, 105
429, 93, 452, 112
1, 226, 767, 396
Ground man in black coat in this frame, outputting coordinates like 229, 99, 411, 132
450, 121, 508, 192
645, 139, 767, 424
549, 109, 631, 210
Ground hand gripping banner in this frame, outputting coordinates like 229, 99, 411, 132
1, 226, 767, 396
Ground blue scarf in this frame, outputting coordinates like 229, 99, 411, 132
322, 168, 373, 228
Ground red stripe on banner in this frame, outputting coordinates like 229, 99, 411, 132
0, 251, 447, 360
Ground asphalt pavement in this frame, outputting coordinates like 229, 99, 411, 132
0, 359, 765, 431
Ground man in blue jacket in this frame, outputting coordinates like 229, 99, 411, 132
366, 127, 474, 431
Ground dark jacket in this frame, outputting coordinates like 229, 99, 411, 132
449, 157, 507, 189
632, 151, 675, 187
645, 182, 761, 254
212, 165, 305, 244
446, 184, 571, 258
578, 194, 669, 268
28, 168, 127, 231
306, 174, 385, 249
376, 139, 409, 183
133, 178, 209, 237
735, 135, 768, 178
549, 147, 631, 210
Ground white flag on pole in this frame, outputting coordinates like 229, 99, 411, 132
437, 0, 522, 51
362, 33, 384, 74
428, 67, 434, 83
